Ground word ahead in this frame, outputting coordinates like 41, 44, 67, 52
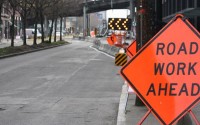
146, 83, 199, 96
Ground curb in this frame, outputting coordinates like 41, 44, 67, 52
117, 84, 128, 125
0, 43, 69, 59
92, 39, 121, 57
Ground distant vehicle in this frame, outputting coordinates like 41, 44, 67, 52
126, 31, 130, 39
78, 33, 84, 39
60, 30, 68, 35
55, 31, 64, 36
107, 30, 113, 36
24, 29, 42, 39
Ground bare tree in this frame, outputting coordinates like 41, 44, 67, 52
16, 0, 33, 45
56, 0, 78, 41
54, 18, 57, 42
45, 0, 63, 42
38, 0, 51, 43
29, 0, 39, 45
58, 0, 66, 41
0, 0, 5, 25
31, 0, 59, 44
8, 0, 18, 47
45, 0, 57, 43
0, 0, 5, 39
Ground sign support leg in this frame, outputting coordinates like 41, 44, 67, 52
137, 109, 152, 125
189, 110, 200, 125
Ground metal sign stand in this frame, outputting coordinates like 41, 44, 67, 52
137, 109, 152, 125
136, 109, 199, 125
188, 110, 200, 125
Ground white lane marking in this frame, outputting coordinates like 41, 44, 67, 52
117, 84, 129, 125
89, 45, 115, 59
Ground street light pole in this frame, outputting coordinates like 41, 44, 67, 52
111, 0, 113, 8
130, 0, 134, 39
7, 21, 9, 41
83, 0, 87, 37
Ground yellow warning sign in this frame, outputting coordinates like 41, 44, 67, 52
115, 53, 127, 66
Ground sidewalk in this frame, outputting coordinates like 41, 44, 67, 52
124, 85, 200, 125
0, 38, 23, 48
0, 35, 74, 49
0, 38, 38, 48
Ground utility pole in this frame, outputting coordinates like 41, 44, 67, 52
130, 0, 134, 39
83, 0, 88, 37
135, 0, 164, 106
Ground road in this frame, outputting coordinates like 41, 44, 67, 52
0, 39, 123, 125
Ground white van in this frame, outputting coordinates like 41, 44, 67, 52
25, 29, 42, 39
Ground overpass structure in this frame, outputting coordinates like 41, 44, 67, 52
83, 0, 131, 14
81, 0, 134, 36
64, 0, 132, 16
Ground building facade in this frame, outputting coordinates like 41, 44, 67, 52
162, 0, 200, 31
1, 2, 21, 40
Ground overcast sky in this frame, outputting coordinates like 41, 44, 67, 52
106, 9, 130, 21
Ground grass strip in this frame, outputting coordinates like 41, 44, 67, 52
0, 41, 68, 56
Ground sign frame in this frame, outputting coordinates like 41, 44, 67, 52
120, 14, 200, 125
126, 40, 137, 58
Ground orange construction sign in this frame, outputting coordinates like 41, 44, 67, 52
126, 40, 137, 58
120, 14, 200, 125
107, 34, 117, 46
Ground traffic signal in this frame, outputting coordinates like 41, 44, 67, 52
108, 18, 132, 31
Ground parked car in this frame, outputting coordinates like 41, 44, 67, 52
78, 33, 84, 39
55, 31, 64, 36
23, 28, 42, 39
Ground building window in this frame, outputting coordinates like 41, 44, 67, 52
197, 0, 200, 7
188, 0, 194, 8
172, 0, 176, 13
162, 1, 165, 16
182, 0, 187, 10
177, 0, 181, 11
165, 0, 168, 16
169, 0, 172, 15
197, 16, 200, 32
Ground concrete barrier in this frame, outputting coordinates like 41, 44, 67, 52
93, 39, 120, 56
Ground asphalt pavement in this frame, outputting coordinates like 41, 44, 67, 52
0, 39, 124, 125
0, 37, 199, 125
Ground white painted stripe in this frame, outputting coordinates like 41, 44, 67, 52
117, 84, 129, 125
124, 81, 134, 93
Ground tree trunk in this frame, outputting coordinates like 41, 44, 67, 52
49, 19, 54, 43
33, 11, 38, 45
54, 18, 57, 42
40, 10, 45, 43
11, 9, 15, 47
0, 3, 2, 25
22, 15, 27, 45
22, 2, 27, 45
60, 17, 63, 41
0, 3, 2, 38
